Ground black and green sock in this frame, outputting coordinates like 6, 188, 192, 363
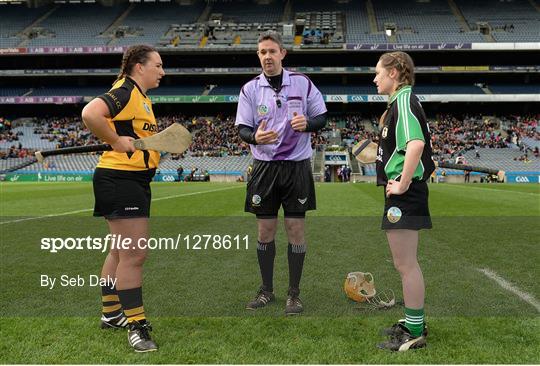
404, 307, 425, 337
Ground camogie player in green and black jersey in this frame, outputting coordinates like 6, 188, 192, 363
373, 51, 435, 352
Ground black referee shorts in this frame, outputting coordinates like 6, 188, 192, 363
93, 167, 156, 219
245, 158, 316, 216
381, 180, 432, 230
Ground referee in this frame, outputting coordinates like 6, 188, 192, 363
81, 45, 165, 352
373, 51, 435, 351
235, 31, 327, 315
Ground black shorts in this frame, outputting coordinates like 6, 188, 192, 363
245, 159, 316, 216
381, 180, 432, 230
93, 167, 156, 219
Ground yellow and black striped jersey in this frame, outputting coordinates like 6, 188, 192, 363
96, 76, 159, 171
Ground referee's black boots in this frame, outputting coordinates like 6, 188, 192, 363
246, 287, 275, 310
285, 287, 303, 315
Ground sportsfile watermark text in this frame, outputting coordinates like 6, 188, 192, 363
40, 234, 250, 253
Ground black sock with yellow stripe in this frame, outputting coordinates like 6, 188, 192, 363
101, 281, 122, 318
117, 287, 146, 323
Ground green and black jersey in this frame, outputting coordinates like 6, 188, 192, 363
376, 86, 435, 186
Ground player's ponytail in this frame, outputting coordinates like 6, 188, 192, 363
379, 51, 415, 91
114, 44, 157, 85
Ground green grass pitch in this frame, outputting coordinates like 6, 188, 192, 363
1, 182, 539, 363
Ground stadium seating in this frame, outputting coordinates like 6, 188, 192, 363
0, 154, 253, 174
30, 154, 98, 172
344, 0, 389, 44
26, 4, 128, 47
488, 84, 540, 94
492, 32, 540, 42
148, 86, 205, 96
461, 147, 540, 172
29, 86, 107, 97
372, 0, 485, 43
208, 85, 242, 95
6, 83, 539, 97
0, 4, 53, 47
0, 157, 37, 171
2, 114, 538, 176
521, 136, 540, 150
0, 88, 31, 97
397, 33, 485, 43
210, 1, 284, 24
0, 126, 57, 150
27, 152, 539, 178
1, 1, 538, 48
112, 3, 205, 47
208, 84, 485, 95
455, 0, 540, 42
318, 85, 377, 94
160, 155, 252, 173
292, 0, 348, 46
413, 84, 484, 94
203, 0, 288, 48
5, 86, 209, 97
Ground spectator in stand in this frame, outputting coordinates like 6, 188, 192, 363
177, 165, 184, 182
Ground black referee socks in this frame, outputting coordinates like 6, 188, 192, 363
257, 240, 276, 292
288, 243, 306, 292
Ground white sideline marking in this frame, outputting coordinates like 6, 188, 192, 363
0, 186, 241, 225
151, 185, 240, 202
477, 268, 540, 313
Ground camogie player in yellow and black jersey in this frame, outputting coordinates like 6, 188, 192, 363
372, 51, 435, 352
81, 45, 165, 353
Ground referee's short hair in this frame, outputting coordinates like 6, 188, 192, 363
258, 30, 284, 49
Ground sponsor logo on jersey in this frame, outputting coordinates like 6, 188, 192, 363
142, 122, 158, 132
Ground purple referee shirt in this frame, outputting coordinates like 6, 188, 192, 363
235, 69, 327, 161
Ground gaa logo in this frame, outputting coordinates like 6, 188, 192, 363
257, 105, 268, 116
329, 95, 344, 102
382, 127, 388, 139
252, 194, 262, 206
387, 206, 402, 223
